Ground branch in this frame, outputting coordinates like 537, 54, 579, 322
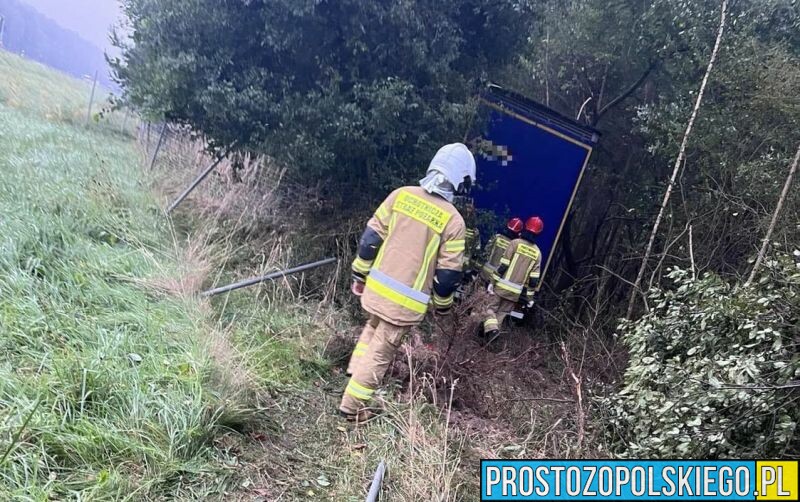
594, 59, 659, 125
745, 143, 800, 286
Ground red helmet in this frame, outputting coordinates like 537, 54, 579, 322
525, 216, 544, 235
506, 217, 523, 235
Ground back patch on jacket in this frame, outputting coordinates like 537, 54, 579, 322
393, 191, 451, 234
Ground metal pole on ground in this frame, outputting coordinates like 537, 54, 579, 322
120, 108, 130, 134
167, 145, 234, 214
200, 257, 337, 298
86, 71, 98, 124
365, 460, 386, 502
148, 123, 167, 171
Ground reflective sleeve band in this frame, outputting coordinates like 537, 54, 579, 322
433, 293, 454, 308
375, 204, 390, 223
444, 239, 465, 253
366, 270, 430, 315
495, 277, 523, 295
352, 342, 369, 357
345, 378, 374, 400
483, 318, 499, 331
352, 256, 373, 275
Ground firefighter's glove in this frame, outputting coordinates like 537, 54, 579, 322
487, 283, 495, 295
351, 272, 366, 297
526, 299, 535, 309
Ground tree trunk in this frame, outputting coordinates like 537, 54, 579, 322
626, 0, 728, 320
745, 143, 800, 286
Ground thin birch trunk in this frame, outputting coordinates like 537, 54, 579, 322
745, 144, 800, 286
626, 0, 728, 320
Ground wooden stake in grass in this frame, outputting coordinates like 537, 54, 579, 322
745, 143, 800, 286
86, 70, 98, 125
626, 0, 728, 320
148, 123, 167, 171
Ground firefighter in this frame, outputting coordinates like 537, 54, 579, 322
481, 216, 543, 338
480, 217, 523, 283
455, 197, 481, 285
341, 143, 475, 421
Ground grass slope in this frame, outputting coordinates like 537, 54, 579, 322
0, 49, 495, 501
0, 50, 248, 499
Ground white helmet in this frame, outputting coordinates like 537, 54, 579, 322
422, 143, 477, 200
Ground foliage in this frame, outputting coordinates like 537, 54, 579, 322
604, 256, 800, 457
112, 0, 533, 205
0, 50, 254, 499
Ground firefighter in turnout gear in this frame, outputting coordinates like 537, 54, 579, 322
455, 197, 481, 282
480, 217, 523, 282
481, 216, 543, 338
342, 143, 475, 421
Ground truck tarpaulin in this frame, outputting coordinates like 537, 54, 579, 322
469, 84, 600, 288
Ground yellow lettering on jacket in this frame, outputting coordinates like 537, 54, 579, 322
517, 243, 540, 260
393, 191, 451, 234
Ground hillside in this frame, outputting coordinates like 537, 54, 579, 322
0, 49, 251, 498
0, 0, 112, 88
0, 49, 478, 500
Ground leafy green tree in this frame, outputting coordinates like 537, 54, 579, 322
112, 0, 533, 205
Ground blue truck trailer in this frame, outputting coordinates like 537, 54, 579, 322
469, 84, 600, 289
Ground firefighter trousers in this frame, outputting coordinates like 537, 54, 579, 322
482, 295, 516, 335
340, 315, 407, 415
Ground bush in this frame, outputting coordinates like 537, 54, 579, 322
603, 255, 800, 458
113, 0, 533, 206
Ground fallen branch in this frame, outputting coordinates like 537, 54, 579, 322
560, 342, 585, 451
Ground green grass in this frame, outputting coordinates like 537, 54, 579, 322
0, 50, 251, 499
0, 49, 505, 501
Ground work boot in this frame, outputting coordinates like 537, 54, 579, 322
338, 407, 380, 424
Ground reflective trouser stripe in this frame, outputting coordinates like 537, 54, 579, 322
366, 270, 429, 314
352, 342, 369, 357
495, 278, 523, 295
433, 293, 453, 308
484, 318, 499, 332
345, 378, 374, 401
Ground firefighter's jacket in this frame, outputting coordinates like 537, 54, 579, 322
465, 227, 481, 271
492, 237, 542, 302
352, 186, 466, 326
481, 233, 512, 278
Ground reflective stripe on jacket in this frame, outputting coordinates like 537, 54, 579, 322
358, 186, 465, 325
481, 233, 511, 277
493, 238, 542, 302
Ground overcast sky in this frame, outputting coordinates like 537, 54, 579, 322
21, 0, 124, 55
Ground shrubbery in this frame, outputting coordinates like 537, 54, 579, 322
113, 0, 532, 206
604, 254, 800, 458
